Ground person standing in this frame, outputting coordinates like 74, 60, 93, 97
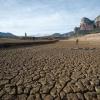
76, 39, 79, 45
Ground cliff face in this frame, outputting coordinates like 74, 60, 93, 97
79, 15, 100, 31
95, 15, 100, 28
80, 17, 94, 30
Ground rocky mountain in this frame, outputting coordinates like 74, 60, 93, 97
95, 15, 100, 28
50, 31, 74, 39
50, 33, 62, 37
0, 32, 16, 38
79, 15, 100, 31
80, 17, 94, 30
74, 15, 100, 36
50, 15, 100, 39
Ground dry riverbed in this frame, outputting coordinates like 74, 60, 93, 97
0, 41, 100, 100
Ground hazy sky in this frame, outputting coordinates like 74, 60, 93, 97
0, 0, 100, 36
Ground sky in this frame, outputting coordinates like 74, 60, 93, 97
0, 0, 100, 36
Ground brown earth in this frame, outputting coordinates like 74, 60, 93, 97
69, 33, 100, 42
0, 41, 100, 100
0, 38, 58, 48
0, 38, 34, 43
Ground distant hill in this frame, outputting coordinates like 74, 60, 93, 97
62, 31, 74, 37
0, 32, 16, 38
50, 31, 74, 39
50, 33, 62, 37
50, 15, 100, 39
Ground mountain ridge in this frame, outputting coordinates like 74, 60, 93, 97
0, 32, 16, 38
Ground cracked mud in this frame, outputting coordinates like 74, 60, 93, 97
0, 41, 100, 100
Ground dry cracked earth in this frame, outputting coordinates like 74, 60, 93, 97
0, 41, 100, 100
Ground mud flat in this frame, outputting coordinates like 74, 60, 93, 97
0, 41, 100, 100
0, 40, 59, 48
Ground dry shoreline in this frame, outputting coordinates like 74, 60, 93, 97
0, 40, 59, 48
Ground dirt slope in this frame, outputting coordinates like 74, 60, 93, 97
70, 33, 100, 42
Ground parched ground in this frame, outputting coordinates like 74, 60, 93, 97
0, 41, 100, 100
0, 38, 34, 43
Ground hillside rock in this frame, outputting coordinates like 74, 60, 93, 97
74, 15, 100, 36
95, 15, 100, 28
80, 17, 94, 31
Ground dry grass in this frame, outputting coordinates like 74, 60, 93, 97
69, 32, 99, 40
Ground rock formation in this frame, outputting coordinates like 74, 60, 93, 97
75, 15, 100, 32
95, 15, 100, 28
80, 17, 94, 30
